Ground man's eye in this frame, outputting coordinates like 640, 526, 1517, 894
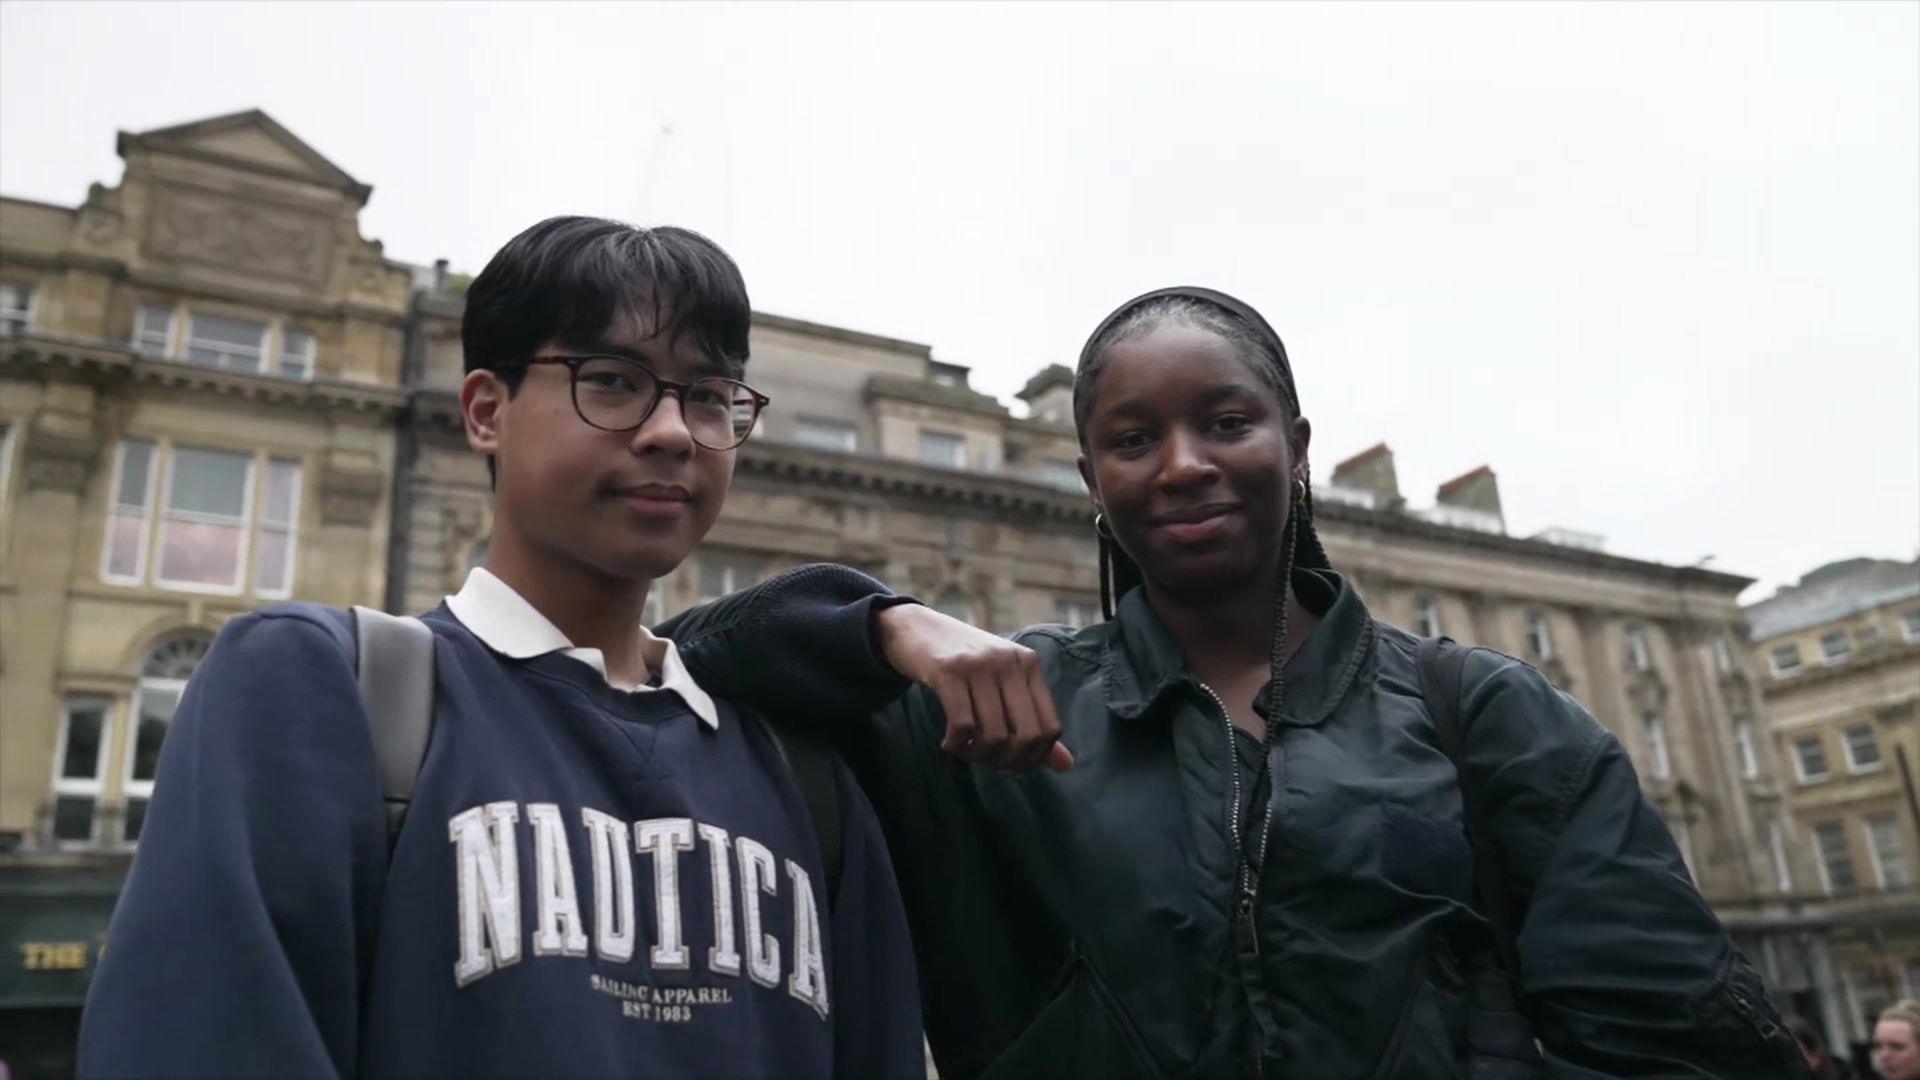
686, 386, 729, 409
581, 372, 637, 392
1113, 431, 1151, 451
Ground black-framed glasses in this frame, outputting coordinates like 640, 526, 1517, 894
504, 354, 770, 451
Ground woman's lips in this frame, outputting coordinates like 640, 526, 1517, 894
1152, 505, 1239, 545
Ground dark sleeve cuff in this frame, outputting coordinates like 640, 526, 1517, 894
668, 563, 918, 718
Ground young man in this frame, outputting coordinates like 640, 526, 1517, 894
79, 217, 1061, 1077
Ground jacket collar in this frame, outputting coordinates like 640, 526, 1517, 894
1104, 567, 1375, 727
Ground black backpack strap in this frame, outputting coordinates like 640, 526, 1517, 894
760, 719, 844, 908
1416, 636, 1525, 986
352, 606, 437, 851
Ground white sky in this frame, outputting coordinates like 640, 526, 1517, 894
3, 1, 1915, 600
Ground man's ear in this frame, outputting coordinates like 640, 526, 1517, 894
461, 369, 507, 457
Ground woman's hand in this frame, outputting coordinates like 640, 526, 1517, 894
874, 604, 1073, 772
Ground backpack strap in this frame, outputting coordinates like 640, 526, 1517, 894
759, 719, 844, 908
1415, 636, 1525, 986
352, 606, 437, 850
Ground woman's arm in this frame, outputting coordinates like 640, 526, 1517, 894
1459, 653, 1805, 1078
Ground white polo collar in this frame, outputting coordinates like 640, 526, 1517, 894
445, 567, 721, 730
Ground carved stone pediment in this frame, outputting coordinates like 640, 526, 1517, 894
145, 184, 333, 286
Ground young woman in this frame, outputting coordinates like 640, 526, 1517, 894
1876, 1000, 1920, 1080
686, 286, 1804, 1078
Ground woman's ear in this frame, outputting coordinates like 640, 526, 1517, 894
1077, 454, 1099, 503
461, 369, 506, 457
1289, 415, 1313, 476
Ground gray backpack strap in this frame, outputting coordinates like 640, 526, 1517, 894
352, 606, 437, 850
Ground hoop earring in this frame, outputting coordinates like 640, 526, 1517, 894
1292, 478, 1307, 501
1094, 512, 1114, 539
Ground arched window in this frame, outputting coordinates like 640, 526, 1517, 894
123, 632, 212, 842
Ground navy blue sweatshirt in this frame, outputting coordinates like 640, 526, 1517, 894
79, 571, 923, 1079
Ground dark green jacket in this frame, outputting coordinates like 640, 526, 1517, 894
685, 568, 1804, 1079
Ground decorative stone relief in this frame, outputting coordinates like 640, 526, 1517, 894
318, 447, 384, 526
147, 186, 333, 286
23, 395, 101, 495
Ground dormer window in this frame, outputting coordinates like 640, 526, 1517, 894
0, 283, 33, 335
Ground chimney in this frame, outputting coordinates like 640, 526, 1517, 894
432, 258, 449, 293
1330, 442, 1402, 508
1016, 364, 1075, 425
1436, 465, 1505, 528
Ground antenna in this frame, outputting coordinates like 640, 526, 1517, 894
639, 123, 675, 212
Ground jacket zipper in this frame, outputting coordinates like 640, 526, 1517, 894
1196, 682, 1261, 957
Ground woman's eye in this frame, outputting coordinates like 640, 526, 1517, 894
1210, 414, 1252, 434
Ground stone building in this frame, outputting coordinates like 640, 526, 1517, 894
1745, 555, 1920, 1054
0, 107, 1838, 1070
0, 109, 413, 1068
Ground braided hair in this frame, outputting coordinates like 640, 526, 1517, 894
1072, 287, 1333, 723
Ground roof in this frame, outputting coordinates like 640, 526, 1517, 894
1437, 464, 1495, 496
116, 108, 373, 203
1016, 363, 1074, 402
1743, 556, 1920, 641
1334, 442, 1392, 470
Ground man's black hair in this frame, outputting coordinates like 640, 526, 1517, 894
462, 216, 752, 389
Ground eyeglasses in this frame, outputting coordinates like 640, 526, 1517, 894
503, 354, 770, 451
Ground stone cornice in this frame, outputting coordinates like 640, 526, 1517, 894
752, 311, 932, 357
738, 440, 1093, 523
1759, 639, 1920, 699
1311, 496, 1755, 599
0, 251, 412, 326
2, 334, 406, 418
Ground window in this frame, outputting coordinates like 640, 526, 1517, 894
1767, 818, 1794, 892
1842, 723, 1883, 772
1770, 644, 1804, 677
918, 430, 967, 469
251, 459, 301, 598
279, 328, 315, 380
1413, 596, 1443, 639
156, 446, 254, 592
1713, 632, 1736, 675
123, 635, 211, 843
792, 417, 858, 453
103, 441, 297, 597
1734, 720, 1759, 780
134, 305, 175, 356
1644, 713, 1672, 780
1624, 625, 1652, 672
1526, 612, 1554, 660
1903, 609, 1920, 643
1054, 597, 1099, 627
102, 439, 159, 583
1036, 459, 1083, 491
933, 590, 977, 625
0, 282, 31, 335
1793, 734, 1831, 782
0, 419, 14, 510
1813, 821, 1857, 893
1820, 630, 1852, 665
1866, 815, 1914, 889
184, 313, 268, 373
50, 698, 112, 845
695, 554, 762, 604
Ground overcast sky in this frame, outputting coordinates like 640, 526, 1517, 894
3, 1, 1915, 600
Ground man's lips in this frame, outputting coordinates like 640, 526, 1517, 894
606, 483, 693, 517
